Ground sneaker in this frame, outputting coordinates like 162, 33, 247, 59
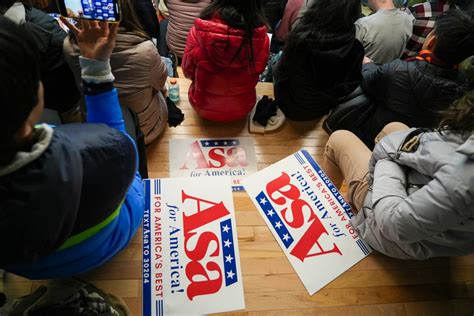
0, 278, 131, 316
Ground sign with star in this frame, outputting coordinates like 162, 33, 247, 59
143, 177, 245, 315
169, 138, 257, 191
243, 149, 372, 295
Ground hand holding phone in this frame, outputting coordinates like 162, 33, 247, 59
60, 18, 119, 61
56, 0, 121, 22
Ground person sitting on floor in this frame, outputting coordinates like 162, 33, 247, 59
322, 91, 474, 260
182, 0, 270, 122
329, 9, 473, 148
64, 0, 168, 144
0, 16, 144, 279
356, 0, 414, 63
402, 0, 456, 58
274, 0, 304, 43
273, 0, 364, 121
164, 0, 211, 59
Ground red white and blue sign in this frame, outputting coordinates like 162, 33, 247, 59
243, 149, 372, 295
169, 138, 257, 191
143, 177, 245, 316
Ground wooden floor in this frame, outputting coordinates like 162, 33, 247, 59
1, 73, 474, 315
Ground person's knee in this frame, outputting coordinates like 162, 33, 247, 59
326, 130, 358, 152
383, 122, 409, 133
376, 122, 410, 143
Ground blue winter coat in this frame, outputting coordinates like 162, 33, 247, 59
0, 89, 144, 279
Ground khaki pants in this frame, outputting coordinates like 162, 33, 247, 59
322, 122, 409, 211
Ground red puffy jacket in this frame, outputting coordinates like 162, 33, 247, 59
182, 17, 270, 122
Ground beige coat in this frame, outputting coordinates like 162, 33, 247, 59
64, 31, 168, 144
165, 0, 211, 57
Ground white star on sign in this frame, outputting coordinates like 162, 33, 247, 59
282, 234, 290, 242
259, 197, 268, 205
214, 141, 218, 145
224, 239, 232, 248
267, 209, 275, 217
275, 221, 283, 229
222, 225, 230, 233
225, 254, 234, 263
205, 141, 210, 146
224, 141, 228, 145
226, 270, 235, 279
232, 141, 237, 145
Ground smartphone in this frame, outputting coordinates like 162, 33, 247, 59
56, 0, 121, 22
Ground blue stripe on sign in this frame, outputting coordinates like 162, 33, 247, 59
220, 218, 238, 287
300, 150, 354, 218
356, 240, 370, 255
294, 152, 305, 165
360, 240, 369, 254
143, 180, 152, 316
200, 139, 240, 147
155, 300, 163, 316
256, 191, 294, 249
154, 179, 161, 195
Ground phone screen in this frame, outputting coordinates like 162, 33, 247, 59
62, 0, 120, 21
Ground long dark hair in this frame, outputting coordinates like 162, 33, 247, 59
285, 0, 361, 53
200, 0, 267, 65
439, 91, 474, 136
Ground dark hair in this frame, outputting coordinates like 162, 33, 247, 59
0, 16, 40, 165
0, 0, 15, 13
200, 0, 267, 65
433, 9, 474, 65
285, 0, 361, 53
119, 0, 149, 38
439, 91, 474, 136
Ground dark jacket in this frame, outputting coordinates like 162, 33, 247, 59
273, 32, 364, 121
0, 124, 136, 265
358, 60, 468, 146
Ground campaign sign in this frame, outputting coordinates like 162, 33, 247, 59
143, 177, 245, 316
243, 149, 372, 295
169, 138, 257, 191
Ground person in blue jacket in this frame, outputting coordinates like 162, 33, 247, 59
0, 16, 145, 279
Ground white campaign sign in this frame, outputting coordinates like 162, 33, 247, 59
143, 177, 245, 316
243, 149, 372, 295
169, 138, 257, 191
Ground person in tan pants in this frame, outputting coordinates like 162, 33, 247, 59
322, 122, 409, 211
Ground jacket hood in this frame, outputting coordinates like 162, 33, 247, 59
3, 2, 26, 24
0, 124, 53, 177
193, 18, 269, 71
457, 134, 474, 158
306, 31, 363, 97
306, 31, 357, 58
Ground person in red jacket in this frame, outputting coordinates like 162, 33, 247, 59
182, 0, 270, 122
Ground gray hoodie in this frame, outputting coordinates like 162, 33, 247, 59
351, 129, 474, 260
